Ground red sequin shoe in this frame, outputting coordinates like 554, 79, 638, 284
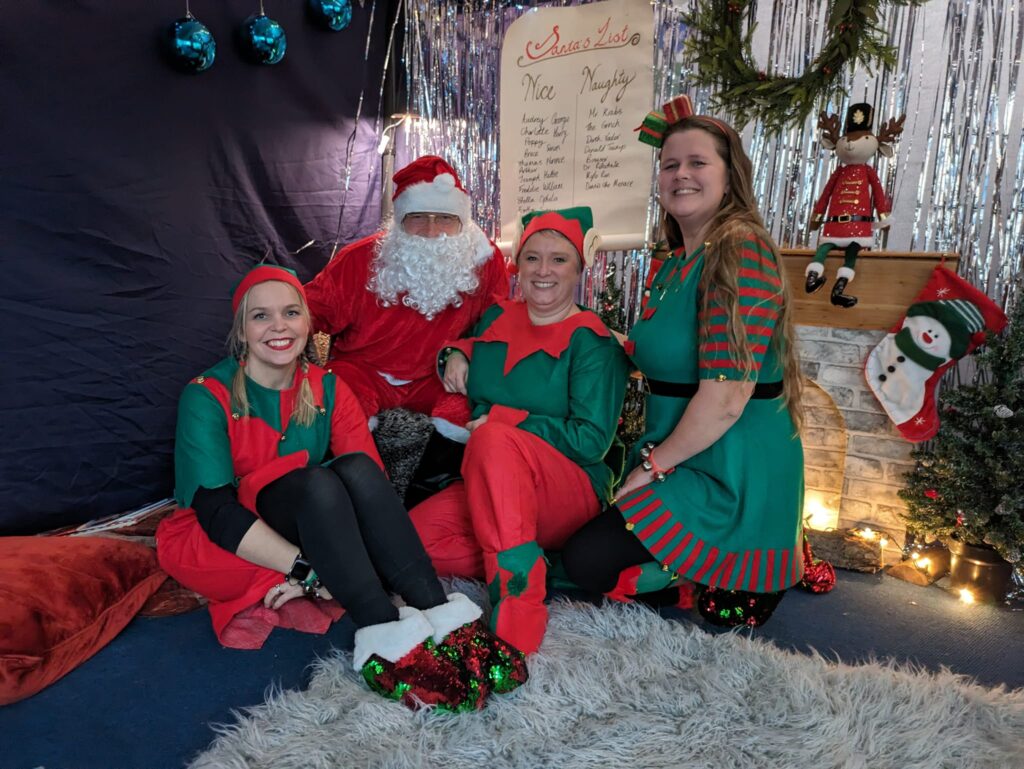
353, 606, 482, 712
422, 593, 529, 696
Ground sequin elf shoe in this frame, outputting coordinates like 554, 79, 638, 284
695, 586, 786, 628
422, 592, 529, 696
352, 606, 480, 712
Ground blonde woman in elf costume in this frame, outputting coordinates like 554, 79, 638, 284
409, 207, 629, 655
561, 96, 805, 627
156, 264, 526, 711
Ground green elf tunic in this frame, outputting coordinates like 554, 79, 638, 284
446, 300, 629, 502
157, 356, 380, 643
617, 238, 804, 594
173, 357, 380, 511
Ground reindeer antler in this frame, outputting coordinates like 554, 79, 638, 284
876, 114, 906, 147
817, 112, 841, 149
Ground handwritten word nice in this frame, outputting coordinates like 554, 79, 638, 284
522, 18, 635, 64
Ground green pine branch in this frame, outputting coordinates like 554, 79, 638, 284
682, 0, 931, 133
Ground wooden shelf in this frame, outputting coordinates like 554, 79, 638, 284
779, 248, 959, 330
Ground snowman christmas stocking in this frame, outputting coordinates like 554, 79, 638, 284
865, 266, 1007, 442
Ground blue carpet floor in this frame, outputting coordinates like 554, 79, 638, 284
2, 571, 1022, 769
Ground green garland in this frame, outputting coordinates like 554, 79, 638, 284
683, 0, 928, 133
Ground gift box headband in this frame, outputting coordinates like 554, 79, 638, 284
232, 264, 306, 314
636, 95, 731, 148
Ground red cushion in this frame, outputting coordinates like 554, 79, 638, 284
0, 536, 167, 705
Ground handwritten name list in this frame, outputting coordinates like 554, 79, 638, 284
500, 0, 653, 249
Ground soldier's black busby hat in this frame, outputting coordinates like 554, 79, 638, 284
844, 103, 874, 136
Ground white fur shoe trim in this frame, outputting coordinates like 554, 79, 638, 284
352, 606, 433, 671
805, 262, 825, 276
837, 266, 856, 281
421, 593, 484, 643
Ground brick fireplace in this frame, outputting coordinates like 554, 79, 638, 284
798, 325, 914, 562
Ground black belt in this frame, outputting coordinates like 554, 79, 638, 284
824, 214, 873, 223
646, 378, 785, 399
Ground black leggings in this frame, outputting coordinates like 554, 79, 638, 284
256, 453, 446, 628
560, 504, 659, 595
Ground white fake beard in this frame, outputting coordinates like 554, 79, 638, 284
367, 226, 486, 320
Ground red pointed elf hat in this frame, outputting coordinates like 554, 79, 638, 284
513, 206, 601, 267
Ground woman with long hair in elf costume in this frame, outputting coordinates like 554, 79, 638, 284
409, 207, 629, 655
156, 264, 526, 711
561, 96, 805, 627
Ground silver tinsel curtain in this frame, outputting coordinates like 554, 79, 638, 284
395, 0, 1023, 318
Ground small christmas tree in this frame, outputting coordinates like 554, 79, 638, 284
899, 293, 1024, 564
596, 261, 626, 333
595, 260, 646, 446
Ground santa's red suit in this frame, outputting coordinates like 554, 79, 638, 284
812, 163, 890, 246
304, 157, 509, 430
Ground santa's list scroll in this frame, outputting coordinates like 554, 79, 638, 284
499, 0, 654, 251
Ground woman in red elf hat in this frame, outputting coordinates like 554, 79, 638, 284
408, 207, 630, 655
156, 263, 526, 710
561, 96, 806, 627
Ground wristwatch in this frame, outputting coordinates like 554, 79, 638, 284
287, 553, 313, 584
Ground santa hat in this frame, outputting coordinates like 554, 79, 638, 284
391, 155, 471, 226
906, 299, 986, 358
513, 207, 601, 267
232, 264, 306, 314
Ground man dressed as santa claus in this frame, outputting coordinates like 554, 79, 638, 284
305, 155, 509, 505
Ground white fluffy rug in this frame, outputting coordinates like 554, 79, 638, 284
190, 596, 1024, 769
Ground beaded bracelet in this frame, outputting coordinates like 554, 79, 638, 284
438, 346, 456, 369
438, 346, 465, 370
301, 569, 323, 599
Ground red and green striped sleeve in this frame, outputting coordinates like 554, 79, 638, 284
698, 237, 782, 381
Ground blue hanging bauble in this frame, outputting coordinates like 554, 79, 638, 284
307, 0, 353, 32
165, 15, 216, 74
239, 14, 287, 65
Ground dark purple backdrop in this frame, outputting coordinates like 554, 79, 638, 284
0, 2, 389, 533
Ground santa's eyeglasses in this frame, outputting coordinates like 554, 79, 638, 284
402, 212, 462, 234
